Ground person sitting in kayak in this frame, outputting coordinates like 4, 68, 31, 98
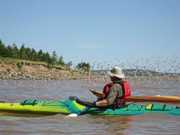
92, 66, 132, 108
70, 66, 132, 109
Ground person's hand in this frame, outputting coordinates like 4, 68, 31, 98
89, 89, 104, 97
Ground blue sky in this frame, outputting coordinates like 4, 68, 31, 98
0, 0, 180, 70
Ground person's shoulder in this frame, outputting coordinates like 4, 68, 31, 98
122, 80, 130, 84
104, 82, 113, 87
111, 83, 121, 89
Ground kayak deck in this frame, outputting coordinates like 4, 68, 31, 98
125, 96, 180, 104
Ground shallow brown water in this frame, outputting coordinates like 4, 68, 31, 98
0, 80, 179, 135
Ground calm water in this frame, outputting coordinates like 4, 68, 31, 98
0, 80, 179, 135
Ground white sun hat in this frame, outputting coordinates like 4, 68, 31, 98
108, 66, 125, 79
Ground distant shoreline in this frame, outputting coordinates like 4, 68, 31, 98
0, 57, 180, 81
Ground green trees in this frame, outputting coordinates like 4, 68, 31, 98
12, 43, 19, 58
51, 51, 58, 65
0, 40, 65, 66
76, 62, 90, 72
0, 40, 93, 71
0, 40, 7, 57
19, 45, 26, 59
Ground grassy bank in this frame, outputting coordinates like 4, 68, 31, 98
0, 56, 65, 70
0, 57, 89, 80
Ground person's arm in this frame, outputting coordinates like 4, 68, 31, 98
95, 84, 120, 107
95, 99, 109, 107
89, 89, 105, 98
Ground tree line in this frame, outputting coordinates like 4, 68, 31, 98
0, 40, 91, 71
0, 40, 65, 66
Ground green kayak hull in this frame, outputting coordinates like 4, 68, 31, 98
66, 100, 180, 116
0, 100, 70, 115
0, 99, 179, 116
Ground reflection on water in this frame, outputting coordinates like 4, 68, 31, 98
0, 80, 180, 135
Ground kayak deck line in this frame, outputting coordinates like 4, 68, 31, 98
125, 96, 180, 104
